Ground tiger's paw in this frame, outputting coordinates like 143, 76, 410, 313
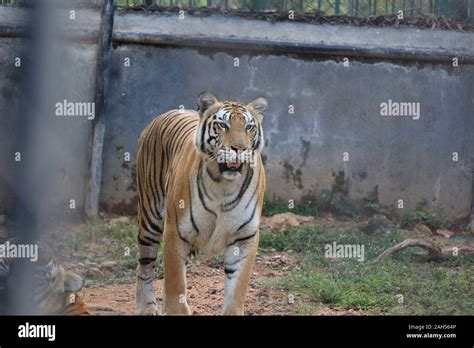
163, 303, 191, 315
137, 304, 160, 316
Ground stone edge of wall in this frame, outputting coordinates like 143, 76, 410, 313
1, 7, 474, 63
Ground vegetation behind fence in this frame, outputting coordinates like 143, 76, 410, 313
1, 0, 473, 22
120, 0, 473, 20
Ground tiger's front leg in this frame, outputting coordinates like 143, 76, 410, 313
222, 231, 259, 315
162, 217, 192, 315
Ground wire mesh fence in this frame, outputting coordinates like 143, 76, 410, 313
117, 0, 473, 20
1, 0, 473, 24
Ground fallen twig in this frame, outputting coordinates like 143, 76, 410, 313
371, 238, 474, 265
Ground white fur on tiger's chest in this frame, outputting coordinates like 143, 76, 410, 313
177, 166, 260, 256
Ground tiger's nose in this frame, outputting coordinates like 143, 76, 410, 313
231, 144, 247, 152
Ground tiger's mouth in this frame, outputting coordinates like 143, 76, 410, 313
218, 161, 242, 173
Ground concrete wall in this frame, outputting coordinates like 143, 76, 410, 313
1, 7, 473, 219
101, 45, 474, 218
0, 7, 97, 220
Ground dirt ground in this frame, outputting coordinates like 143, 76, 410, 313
80, 212, 363, 315
3, 210, 471, 315
83, 251, 359, 316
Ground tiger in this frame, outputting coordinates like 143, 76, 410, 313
0, 239, 90, 315
136, 92, 267, 315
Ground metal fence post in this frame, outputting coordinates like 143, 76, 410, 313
85, 0, 116, 218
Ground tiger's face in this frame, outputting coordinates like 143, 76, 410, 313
32, 245, 86, 314
1, 241, 88, 315
195, 92, 267, 180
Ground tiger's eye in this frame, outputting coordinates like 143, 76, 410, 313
246, 124, 254, 131
218, 122, 228, 130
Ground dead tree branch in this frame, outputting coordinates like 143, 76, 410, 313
371, 239, 474, 265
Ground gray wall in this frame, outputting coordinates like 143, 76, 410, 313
0, 8, 97, 220
1, 8, 473, 219
101, 46, 474, 218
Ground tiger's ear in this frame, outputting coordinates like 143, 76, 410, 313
197, 92, 218, 115
247, 96, 267, 121
64, 271, 84, 292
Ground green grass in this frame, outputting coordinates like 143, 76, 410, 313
51, 216, 473, 315
400, 199, 454, 231
401, 209, 453, 231
260, 226, 322, 252
364, 202, 389, 216
264, 195, 460, 231
263, 198, 319, 217
262, 188, 359, 219
260, 226, 474, 315
52, 218, 163, 286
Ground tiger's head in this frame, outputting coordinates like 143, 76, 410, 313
195, 92, 267, 180
1, 240, 89, 315
32, 245, 89, 315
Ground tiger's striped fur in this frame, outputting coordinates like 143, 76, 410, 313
136, 92, 267, 315
0, 240, 90, 315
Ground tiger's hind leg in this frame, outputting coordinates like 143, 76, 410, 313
136, 219, 163, 315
